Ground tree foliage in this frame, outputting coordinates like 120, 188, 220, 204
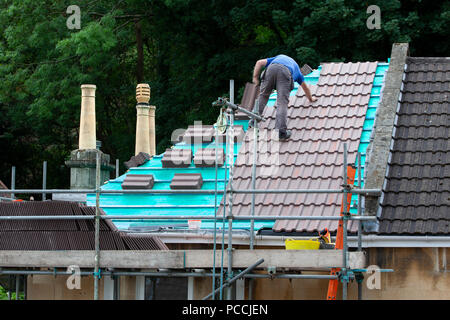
0, 0, 448, 193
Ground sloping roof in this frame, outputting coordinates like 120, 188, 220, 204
88, 62, 389, 235
378, 57, 450, 235
227, 62, 379, 233
86, 83, 288, 231
0, 201, 168, 250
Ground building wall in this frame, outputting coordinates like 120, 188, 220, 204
27, 274, 137, 300
193, 247, 450, 300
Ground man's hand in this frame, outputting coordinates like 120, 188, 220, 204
252, 77, 260, 86
301, 82, 317, 103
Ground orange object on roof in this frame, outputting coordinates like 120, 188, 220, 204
327, 165, 355, 300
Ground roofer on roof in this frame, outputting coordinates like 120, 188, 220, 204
252, 54, 317, 140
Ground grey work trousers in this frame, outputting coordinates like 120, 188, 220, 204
258, 63, 294, 133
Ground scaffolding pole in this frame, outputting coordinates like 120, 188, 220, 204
226, 107, 235, 300
357, 152, 363, 300
42, 161, 47, 201
0, 268, 341, 280
250, 98, 258, 250
203, 259, 264, 300
11, 166, 15, 200
342, 143, 349, 300
0, 215, 377, 221
94, 153, 101, 300
0, 188, 381, 195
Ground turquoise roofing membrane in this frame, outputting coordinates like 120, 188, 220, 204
350, 62, 389, 214
86, 62, 388, 231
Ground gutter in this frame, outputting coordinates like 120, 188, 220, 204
131, 231, 450, 248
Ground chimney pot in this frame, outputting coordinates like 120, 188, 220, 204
79, 84, 97, 150
136, 83, 150, 104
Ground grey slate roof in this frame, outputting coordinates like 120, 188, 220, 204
378, 57, 450, 235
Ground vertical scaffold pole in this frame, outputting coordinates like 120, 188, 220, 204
15, 273, 20, 300
248, 98, 259, 301
11, 166, 16, 200
116, 159, 119, 178
250, 99, 258, 249
94, 152, 101, 300
342, 143, 348, 300
226, 80, 235, 300
357, 152, 363, 300
219, 112, 228, 300
42, 161, 47, 201
211, 123, 219, 300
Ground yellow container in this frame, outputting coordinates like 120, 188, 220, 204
285, 238, 320, 250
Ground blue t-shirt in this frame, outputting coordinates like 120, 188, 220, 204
266, 54, 304, 85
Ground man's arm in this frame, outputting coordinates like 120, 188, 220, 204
252, 59, 267, 86
301, 82, 317, 103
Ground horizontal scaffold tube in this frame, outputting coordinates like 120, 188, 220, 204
0, 215, 377, 221
1, 188, 381, 195
0, 269, 339, 280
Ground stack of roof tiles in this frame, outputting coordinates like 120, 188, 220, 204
194, 148, 225, 167
122, 174, 155, 189
0, 201, 168, 250
378, 57, 450, 235
182, 125, 215, 143
170, 173, 203, 189
161, 148, 192, 168
224, 62, 378, 233
124, 152, 151, 169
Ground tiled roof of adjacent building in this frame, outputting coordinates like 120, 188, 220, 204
378, 57, 450, 235
0, 201, 168, 250
226, 62, 379, 233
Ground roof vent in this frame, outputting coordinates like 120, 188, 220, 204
182, 124, 215, 144
194, 148, 225, 167
170, 173, 203, 189
121, 174, 154, 189
161, 148, 192, 168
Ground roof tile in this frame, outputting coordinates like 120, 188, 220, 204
221, 61, 377, 233
379, 57, 450, 235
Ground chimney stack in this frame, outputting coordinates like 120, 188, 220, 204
135, 84, 153, 156
79, 84, 97, 149
64, 84, 115, 196
148, 105, 156, 156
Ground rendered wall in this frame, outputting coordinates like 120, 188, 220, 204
27, 274, 137, 300
193, 247, 450, 300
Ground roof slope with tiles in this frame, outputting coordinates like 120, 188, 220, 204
0, 201, 168, 250
86, 75, 320, 232
378, 57, 450, 235
228, 61, 379, 233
